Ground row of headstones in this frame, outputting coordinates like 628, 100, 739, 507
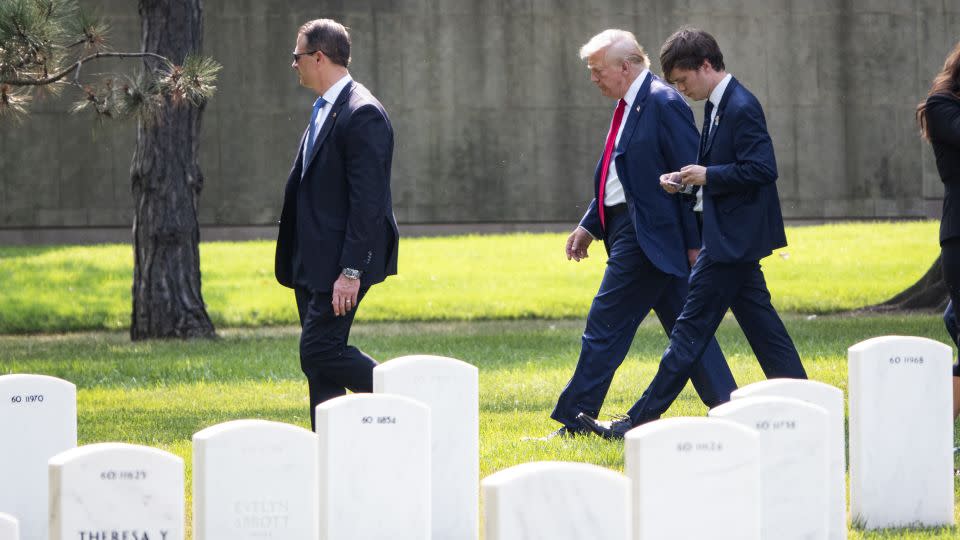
485, 383, 842, 539
0, 336, 955, 539
496, 336, 954, 540
0, 383, 842, 540
483, 335, 955, 539
0, 355, 479, 540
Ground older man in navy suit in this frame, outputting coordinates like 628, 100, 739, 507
543, 29, 736, 439
276, 19, 399, 430
579, 27, 807, 438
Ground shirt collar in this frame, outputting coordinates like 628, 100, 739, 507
708, 73, 733, 108
623, 68, 649, 106
319, 73, 353, 107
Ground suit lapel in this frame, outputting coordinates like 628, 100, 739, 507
294, 127, 308, 172
303, 80, 355, 173
701, 77, 738, 158
612, 71, 652, 160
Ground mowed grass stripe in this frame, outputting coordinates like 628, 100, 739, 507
0, 221, 941, 333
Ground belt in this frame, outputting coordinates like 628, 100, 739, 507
604, 203, 628, 220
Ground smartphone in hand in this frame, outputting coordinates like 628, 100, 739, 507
660, 172, 682, 186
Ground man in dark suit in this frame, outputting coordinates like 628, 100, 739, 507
578, 27, 807, 439
543, 29, 736, 439
275, 19, 399, 430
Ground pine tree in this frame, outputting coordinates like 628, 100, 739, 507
1, 0, 221, 339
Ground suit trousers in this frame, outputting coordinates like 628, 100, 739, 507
626, 250, 807, 424
296, 286, 378, 429
551, 209, 737, 428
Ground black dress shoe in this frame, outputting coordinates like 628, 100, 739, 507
523, 425, 588, 441
576, 412, 633, 440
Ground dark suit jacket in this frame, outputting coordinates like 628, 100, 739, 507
926, 93, 960, 244
697, 77, 787, 263
275, 81, 399, 292
579, 72, 701, 278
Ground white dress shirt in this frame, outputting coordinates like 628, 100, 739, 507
695, 73, 733, 212
603, 68, 649, 206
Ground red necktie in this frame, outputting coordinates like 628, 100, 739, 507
598, 98, 627, 230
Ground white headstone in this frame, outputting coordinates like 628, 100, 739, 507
710, 396, 830, 539
315, 394, 431, 540
848, 336, 955, 529
0, 513, 19, 540
374, 355, 479, 540
49, 443, 184, 540
0, 374, 77, 540
481, 461, 630, 540
192, 420, 319, 540
731, 379, 847, 540
625, 417, 761, 540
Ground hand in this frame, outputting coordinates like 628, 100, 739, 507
660, 172, 682, 194
565, 227, 593, 262
679, 164, 707, 186
331, 274, 360, 316
687, 248, 700, 269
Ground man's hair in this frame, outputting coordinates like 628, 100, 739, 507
299, 19, 351, 67
659, 27, 725, 78
579, 29, 650, 69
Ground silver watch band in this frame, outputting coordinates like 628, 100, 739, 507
341, 267, 361, 280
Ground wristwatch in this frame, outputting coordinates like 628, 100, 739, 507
341, 267, 362, 280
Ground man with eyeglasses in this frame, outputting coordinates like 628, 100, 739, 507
275, 18, 399, 430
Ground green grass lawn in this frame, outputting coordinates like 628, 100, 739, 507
1, 315, 958, 538
0, 221, 942, 333
0, 222, 955, 537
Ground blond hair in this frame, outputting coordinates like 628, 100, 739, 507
579, 29, 650, 68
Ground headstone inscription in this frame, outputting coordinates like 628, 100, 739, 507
0, 374, 77, 540
731, 378, 847, 540
192, 419, 319, 540
48, 443, 184, 540
848, 336, 954, 529
315, 394, 431, 540
710, 396, 830, 539
624, 417, 761, 540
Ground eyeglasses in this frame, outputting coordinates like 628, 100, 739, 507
292, 49, 320, 62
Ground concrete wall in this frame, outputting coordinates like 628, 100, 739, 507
2, 0, 958, 240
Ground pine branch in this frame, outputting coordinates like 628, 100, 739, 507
0, 50, 168, 85
59, 37, 88, 49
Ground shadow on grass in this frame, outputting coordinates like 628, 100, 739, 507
3, 315, 954, 388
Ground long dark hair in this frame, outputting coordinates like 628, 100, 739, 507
918, 41, 960, 140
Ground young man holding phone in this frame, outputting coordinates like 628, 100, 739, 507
578, 27, 807, 438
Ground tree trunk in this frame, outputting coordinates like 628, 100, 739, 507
130, 0, 215, 339
867, 255, 948, 312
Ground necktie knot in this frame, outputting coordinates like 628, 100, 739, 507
313, 96, 327, 111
